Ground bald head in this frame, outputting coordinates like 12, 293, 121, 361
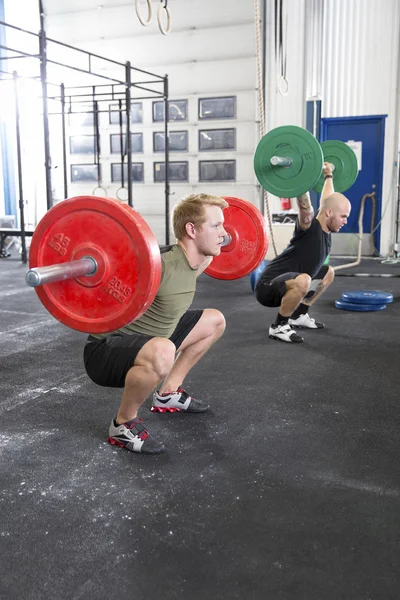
321, 192, 351, 213
319, 193, 351, 233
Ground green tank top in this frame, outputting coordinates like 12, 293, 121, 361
92, 244, 199, 339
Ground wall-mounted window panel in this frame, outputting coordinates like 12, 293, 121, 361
111, 163, 144, 183
109, 105, 126, 125
69, 135, 96, 154
153, 161, 189, 183
198, 97, 236, 120
68, 112, 94, 127
131, 103, 143, 124
71, 164, 99, 182
152, 100, 188, 122
153, 131, 189, 152
110, 133, 143, 154
109, 102, 143, 124
198, 128, 236, 151
199, 160, 236, 182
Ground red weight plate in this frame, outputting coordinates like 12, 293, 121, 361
29, 196, 161, 333
205, 196, 269, 280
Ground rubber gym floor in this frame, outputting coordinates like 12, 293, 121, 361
1, 256, 399, 600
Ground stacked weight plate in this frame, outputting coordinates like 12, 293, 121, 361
335, 290, 394, 312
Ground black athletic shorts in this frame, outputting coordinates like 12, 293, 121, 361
83, 309, 203, 388
255, 265, 330, 308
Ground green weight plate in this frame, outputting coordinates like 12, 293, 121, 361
254, 126, 324, 197
313, 140, 358, 193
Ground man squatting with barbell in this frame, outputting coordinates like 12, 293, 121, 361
255, 163, 352, 343
83, 194, 228, 454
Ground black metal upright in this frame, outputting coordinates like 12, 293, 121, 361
125, 62, 133, 207
1, 11, 167, 228
60, 83, 68, 199
164, 75, 170, 244
39, 4, 53, 210
260, 0, 266, 217
13, 71, 27, 263
93, 91, 101, 186
118, 99, 126, 193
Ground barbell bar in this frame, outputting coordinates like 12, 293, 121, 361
26, 239, 236, 288
270, 155, 335, 173
254, 125, 358, 197
270, 156, 293, 167
26, 257, 97, 287
26, 195, 268, 333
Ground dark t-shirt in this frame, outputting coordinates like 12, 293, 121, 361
260, 217, 331, 283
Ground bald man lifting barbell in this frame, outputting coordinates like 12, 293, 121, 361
253, 125, 357, 343
26, 193, 268, 455
255, 163, 351, 342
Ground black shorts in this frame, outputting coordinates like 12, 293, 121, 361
83, 309, 203, 388
255, 265, 329, 308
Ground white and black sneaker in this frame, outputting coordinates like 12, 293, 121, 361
288, 313, 324, 329
108, 417, 165, 454
269, 323, 304, 343
152, 387, 209, 413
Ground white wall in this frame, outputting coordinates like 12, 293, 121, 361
321, 0, 400, 256
2, 0, 400, 256
264, 0, 307, 130
263, 0, 400, 256
262, 0, 309, 219
43, 0, 260, 244
0, 147, 3, 216
1, 0, 260, 243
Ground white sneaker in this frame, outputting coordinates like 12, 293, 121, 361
288, 313, 324, 329
151, 387, 209, 413
269, 323, 304, 343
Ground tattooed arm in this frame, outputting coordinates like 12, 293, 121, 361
296, 191, 314, 230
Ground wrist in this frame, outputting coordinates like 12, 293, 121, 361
324, 175, 333, 179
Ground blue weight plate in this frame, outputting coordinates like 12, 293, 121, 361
250, 260, 267, 292
342, 290, 394, 305
335, 299, 387, 312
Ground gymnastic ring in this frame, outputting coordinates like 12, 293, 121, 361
277, 75, 289, 96
135, 0, 153, 26
157, 2, 171, 35
92, 185, 108, 197
116, 187, 129, 201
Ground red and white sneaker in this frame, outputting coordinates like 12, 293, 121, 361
151, 387, 209, 413
108, 418, 165, 454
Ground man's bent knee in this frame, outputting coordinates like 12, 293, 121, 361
295, 273, 312, 295
135, 337, 176, 380
203, 308, 226, 334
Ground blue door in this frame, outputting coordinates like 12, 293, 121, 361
320, 115, 386, 252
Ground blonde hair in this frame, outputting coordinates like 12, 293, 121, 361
172, 193, 228, 240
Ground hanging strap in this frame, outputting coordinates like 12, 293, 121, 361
254, 0, 278, 256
